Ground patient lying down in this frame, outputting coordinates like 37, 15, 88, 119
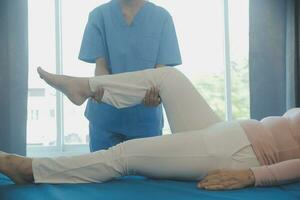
0, 67, 299, 191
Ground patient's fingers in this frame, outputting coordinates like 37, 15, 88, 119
204, 184, 224, 190
198, 170, 255, 191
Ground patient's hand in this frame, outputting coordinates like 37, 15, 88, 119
198, 169, 255, 191
144, 87, 161, 107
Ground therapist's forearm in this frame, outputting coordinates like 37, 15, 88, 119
95, 66, 110, 76
95, 58, 110, 76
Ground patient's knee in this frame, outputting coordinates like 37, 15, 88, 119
108, 142, 129, 175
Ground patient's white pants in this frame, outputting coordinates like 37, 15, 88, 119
33, 67, 260, 183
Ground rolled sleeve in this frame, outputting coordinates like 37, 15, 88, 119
251, 159, 300, 187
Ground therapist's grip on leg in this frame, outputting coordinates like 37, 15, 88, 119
93, 86, 161, 106
144, 87, 161, 107
93, 87, 104, 103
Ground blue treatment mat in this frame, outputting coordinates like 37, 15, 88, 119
0, 174, 299, 200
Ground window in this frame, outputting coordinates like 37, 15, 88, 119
228, 0, 250, 120
154, 0, 249, 134
61, 0, 108, 146
27, 0, 101, 156
27, 0, 249, 156
27, 0, 57, 149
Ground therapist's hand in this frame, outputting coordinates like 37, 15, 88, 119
143, 87, 161, 107
197, 169, 255, 191
92, 87, 104, 103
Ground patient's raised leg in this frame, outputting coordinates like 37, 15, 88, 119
38, 67, 221, 133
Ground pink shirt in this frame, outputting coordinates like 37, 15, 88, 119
240, 108, 300, 186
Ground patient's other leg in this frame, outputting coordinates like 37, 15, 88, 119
0, 153, 33, 184
0, 144, 125, 184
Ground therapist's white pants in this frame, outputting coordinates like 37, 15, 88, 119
33, 67, 260, 183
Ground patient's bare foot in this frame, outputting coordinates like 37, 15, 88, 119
0, 153, 34, 184
37, 67, 93, 106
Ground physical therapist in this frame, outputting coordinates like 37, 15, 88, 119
79, 0, 182, 151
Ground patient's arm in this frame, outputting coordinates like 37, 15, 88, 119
250, 159, 300, 186
197, 159, 300, 190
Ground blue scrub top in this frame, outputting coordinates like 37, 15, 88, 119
79, 0, 182, 137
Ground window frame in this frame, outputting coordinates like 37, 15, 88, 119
223, 0, 233, 121
27, 0, 236, 157
27, 0, 89, 157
